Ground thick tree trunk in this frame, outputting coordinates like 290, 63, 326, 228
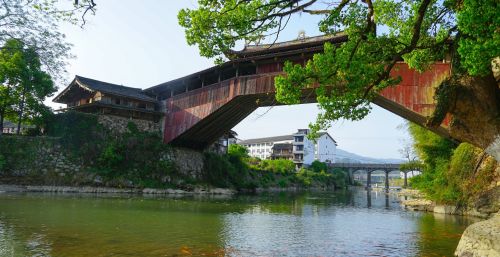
16, 86, 27, 135
446, 73, 500, 161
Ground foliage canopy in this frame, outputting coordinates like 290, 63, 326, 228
0, 39, 56, 133
1, 0, 97, 82
179, 0, 499, 135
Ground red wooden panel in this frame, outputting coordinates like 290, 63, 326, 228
164, 62, 451, 144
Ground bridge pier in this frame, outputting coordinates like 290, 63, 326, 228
347, 168, 354, 185
384, 170, 390, 192
366, 170, 372, 190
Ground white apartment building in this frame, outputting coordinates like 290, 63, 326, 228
315, 132, 337, 163
239, 129, 337, 167
239, 135, 294, 159
292, 129, 316, 166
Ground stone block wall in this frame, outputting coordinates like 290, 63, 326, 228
0, 136, 84, 183
97, 115, 160, 134
0, 136, 204, 187
165, 147, 204, 179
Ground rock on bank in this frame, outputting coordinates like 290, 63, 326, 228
455, 212, 500, 257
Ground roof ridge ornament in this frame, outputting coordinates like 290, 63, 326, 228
297, 30, 306, 41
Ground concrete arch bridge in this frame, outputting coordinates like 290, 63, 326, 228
144, 34, 452, 149
329, 163, 414, 190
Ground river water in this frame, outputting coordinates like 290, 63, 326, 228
0, 189, 473, 257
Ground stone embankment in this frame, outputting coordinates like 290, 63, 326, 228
399, 188, 500, 218
455, 212, 500, 257
0, 184, 235, 195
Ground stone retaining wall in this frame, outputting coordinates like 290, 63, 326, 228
165, 147, 204, 179
97, 115, 160, 134
0, 136, 204, 188
0, 136, 83, 179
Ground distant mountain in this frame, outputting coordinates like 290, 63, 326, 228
335, 148, 404, 164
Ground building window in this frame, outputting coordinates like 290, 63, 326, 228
295, 136, 304, 142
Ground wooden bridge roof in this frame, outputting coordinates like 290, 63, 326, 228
227, 33, 347, 59
144, 34, 348, 99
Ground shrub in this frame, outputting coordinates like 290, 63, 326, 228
310, 160, 328, 173
203, 152, 252, 189
0, 153, 5, 172
330, 168, 348, 189
228, 144, 249, 159
256, 159, 296, 174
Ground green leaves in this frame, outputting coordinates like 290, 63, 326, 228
178, 0, 302, 59
457, 0, 500, 76
180, 0, 498, 136
0, 39, 56, 129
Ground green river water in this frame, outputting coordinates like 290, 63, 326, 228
0, 189, 474, 257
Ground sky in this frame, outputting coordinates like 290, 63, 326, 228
51, 0, 411, 159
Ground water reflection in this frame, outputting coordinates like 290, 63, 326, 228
0, 189, 473, 257
367, 190, 372, 208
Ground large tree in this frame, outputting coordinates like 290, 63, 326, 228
178, 0, 500, 160
0, 39, 56, 134
0, 0, 96, 135
0, 0, 96, 81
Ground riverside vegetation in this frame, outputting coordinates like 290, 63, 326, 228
406, 123, 498, 212
0, 111, 348, 191
204, 144, 348, 190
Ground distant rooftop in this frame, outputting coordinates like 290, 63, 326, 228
239, 131, 337, 145
239, 135, 294, 145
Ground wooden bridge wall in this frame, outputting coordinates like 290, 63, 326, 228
164, 62, 451, 148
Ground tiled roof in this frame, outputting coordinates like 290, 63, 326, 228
74, 76, 157, 102
238, 135, 293, 145
227, 33, 347, 59
54, 76, 157, 103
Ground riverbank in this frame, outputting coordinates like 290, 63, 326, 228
399, 188, 500, 218
0, 184, 338, 195
0, 184, 236, 195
